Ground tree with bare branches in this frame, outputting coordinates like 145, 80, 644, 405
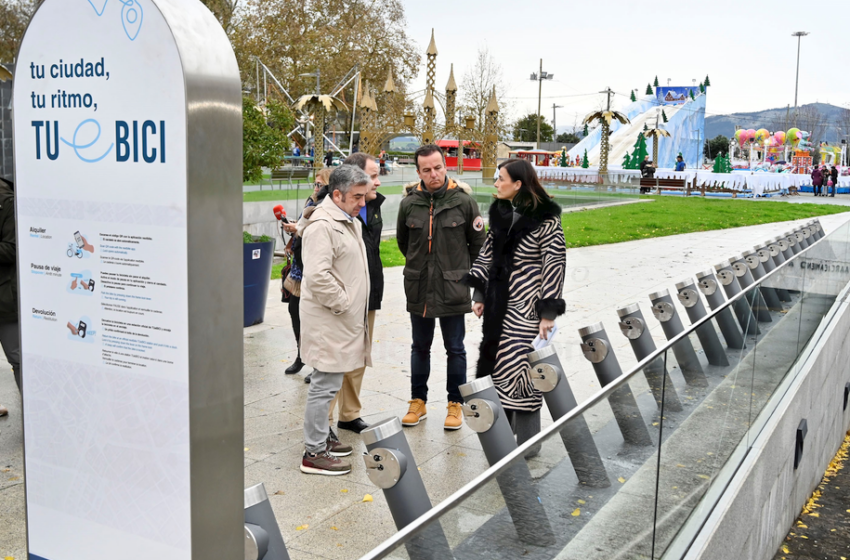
0, 0, 35, 63
459, 46, 510, 135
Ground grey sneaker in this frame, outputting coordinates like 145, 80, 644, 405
327, 428, 353, 457
300, 450, 351, 476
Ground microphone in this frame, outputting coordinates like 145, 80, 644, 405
273, 205, 289, 223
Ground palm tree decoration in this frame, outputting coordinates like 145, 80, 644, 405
644, 126, 671, 167
294, 93, 347, 168
582, 109, 630, 173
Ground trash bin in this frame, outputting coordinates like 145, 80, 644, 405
244, 238, 275, 327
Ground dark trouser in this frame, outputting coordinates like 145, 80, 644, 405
410, 313, 467, 404
288, 294, 301, 359
815, 185, 822, 195
0, 322, 21, 392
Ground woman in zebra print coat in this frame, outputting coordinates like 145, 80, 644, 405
465, 159, 567, 450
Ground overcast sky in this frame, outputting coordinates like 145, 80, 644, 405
402, 0, 850, 130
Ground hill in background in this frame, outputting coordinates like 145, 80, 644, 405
705, 102, 848, 143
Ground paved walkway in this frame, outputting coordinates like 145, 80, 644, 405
1, 203, 849, 559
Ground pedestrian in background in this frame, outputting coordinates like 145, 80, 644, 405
465, 159, 566, 457
283, 167, 332, 383
397, 144, 486, 431
811, 165, 823, 196
0, 178, 20, 418
830, 165, 839, 197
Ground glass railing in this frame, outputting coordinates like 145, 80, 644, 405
358, 217, 850, 560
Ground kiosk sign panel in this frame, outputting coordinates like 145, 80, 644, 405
13, 1, 243, 558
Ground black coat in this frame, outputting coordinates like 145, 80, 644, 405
359, 193, 385, 311
831, 167, 839, 184
0, 180, 17, 323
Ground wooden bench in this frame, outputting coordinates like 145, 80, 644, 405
639, 177, 690, 195
266, 167, 312, 190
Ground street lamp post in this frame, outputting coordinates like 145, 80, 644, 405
529, 59, 554, 146
791, 31, 809, 126
552, 103, 563, 142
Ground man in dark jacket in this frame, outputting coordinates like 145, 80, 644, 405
324, 152, 384, 434
397, 144, 486, 430
0, 178, 19, 417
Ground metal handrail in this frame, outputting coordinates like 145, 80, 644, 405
359, 222, 829, 560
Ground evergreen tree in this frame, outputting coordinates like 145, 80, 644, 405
559, 150, 568, 167
581, 149, 589, 169
689, 89, 695, 100
712, 155, 722, 173
631, 134, 649, 165
653, 76, 659, 87
583, 123, 589, 136
623, 151, 632, 169
645, 83, 653, 95
699, 82, 705, 93
630, 90, 636, 102
643, 122, 648, 131
704, 75, 711, 87
662, 110, 668, 123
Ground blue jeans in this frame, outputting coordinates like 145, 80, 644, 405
410, 313, 467, 404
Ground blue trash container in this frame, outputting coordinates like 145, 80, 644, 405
243, 239, 275, 327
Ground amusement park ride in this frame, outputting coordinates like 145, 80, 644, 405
251, 30, 501, 177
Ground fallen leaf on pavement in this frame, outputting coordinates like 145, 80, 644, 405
571, 509, 580, 517
363, 494, 373, 502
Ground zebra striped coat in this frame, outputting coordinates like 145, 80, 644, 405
465, 198, 567, 412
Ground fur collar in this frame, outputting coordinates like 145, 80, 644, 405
403, 178, 473, 198
488, 196, 562, 234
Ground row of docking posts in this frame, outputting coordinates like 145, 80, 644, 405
242, 221, 823, 560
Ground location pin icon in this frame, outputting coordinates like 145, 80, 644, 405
121, 0, 143, 41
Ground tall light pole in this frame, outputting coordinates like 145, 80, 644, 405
552, 103, 563, 141
529, 59, 554, 145
792, 31, 809, 126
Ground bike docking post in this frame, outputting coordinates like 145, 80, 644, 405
773, 236, 793, 263
695, 270, 746, 350
795, 228, 810, 250
361, 418, 454, 560
527, 346, 611, 487
244, 483, 291, 560
810, 221, 823, 241
730, 254, 772, 323
616, 303, 683, 411
786, 231, 801, 256
714, 261, 760, 335
579, 323, 654, 446
742, 249, 783, 311
674, 279, 729, 367
757, 244, 791, 302
459, 377, 557, 546
648, 290, 708, 386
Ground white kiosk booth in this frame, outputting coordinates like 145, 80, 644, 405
13, 1, 244, 558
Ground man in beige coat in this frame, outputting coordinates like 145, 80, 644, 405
299, 165, 372, 476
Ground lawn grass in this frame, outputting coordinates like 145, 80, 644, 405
244, 185, 407, 203
375, 197, 850, 268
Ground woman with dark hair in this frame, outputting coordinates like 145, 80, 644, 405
465, 158, 567, 455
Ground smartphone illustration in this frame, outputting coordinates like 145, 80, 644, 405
88, 279, 96, 292
77, 320, 87, 339
74, 231, 84, 248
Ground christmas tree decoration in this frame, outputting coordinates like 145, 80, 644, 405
630, 90, 636, 102
581, 149, 589, 169
559, 149, 568, 167
645, 83, 653, 95
704, 75, 711, 87
631, 133, 649, 168
699, 82, 705, 93
623, 151, 631, 169
643, 123, 648, 131
662, 110, 668, 123
689, 89, 695, 100
653, 76, 659, 87
583, 123, 589, 136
